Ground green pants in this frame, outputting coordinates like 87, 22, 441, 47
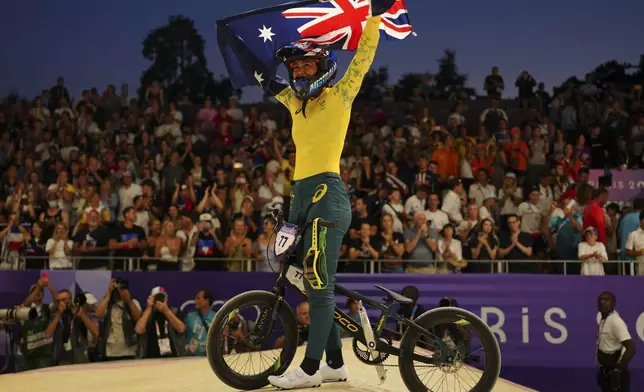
288, 173, 351, 362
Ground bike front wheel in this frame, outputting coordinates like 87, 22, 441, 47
399, 307, 502, 392
206, 290, 299, 390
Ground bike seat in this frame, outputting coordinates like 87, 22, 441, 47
374, 285, 413, 304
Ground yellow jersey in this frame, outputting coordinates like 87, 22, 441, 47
275, 16, 381, 181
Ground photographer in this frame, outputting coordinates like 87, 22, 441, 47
432, 297, 471, 361
135, 287, 186, 358
95, 278, 142, 361
15, 275, 58, 372
45, 290, 99, 365
397, 286, 426, 335
184, 289, 215, 356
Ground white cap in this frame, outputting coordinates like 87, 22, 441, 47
85, 293, 98, 305
199, 213, 213, 222
150, 286, 167, 296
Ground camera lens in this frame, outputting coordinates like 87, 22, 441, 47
73, 293, 87, 307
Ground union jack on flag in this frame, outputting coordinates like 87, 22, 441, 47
217, 0, 413, 90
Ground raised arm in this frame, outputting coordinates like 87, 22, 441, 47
334, 15, 381, 107
269, 76, 294, 110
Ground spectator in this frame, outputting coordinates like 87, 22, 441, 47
45, 223, 73, 269
528, 127, 549, 187
498, 172, 523, 228
441, 177, 464, 225
349, 197, 376, 239
469, 169, 495, 207
515, 71, 536, 108
403, 212, 438, 274
348, 222, 379, 273
224, 217, 252, 272
193, 213, 225, 271
517, 185, 546, 260
469, 218, 499, 273
583, 188, 609, 244
184, 289, 215, 356
22, 221, 48, 270
437, 223, 466, 273
404, 185, 429, 222
578, 227, 607, 276
155, 220, 182, 270
483, 67, 504, 98
624, 211, 644, 276
504, 128, 529, 182
431, 134, 459, 181
618, 198, 644, 261
135, 287, 186, 358
499, 214, 534, 273
479, 191, 498, 224
109, 207, 147, 270
412, 157, 440, 195
424, 192, 449, 232
382, 187, 405, 233
255, 214, 279, 272
74, 210, 110, 270
377, 214, 405, 272
479, 98, 508, 134
545, 189, 583, 274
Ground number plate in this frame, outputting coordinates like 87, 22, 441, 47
275, 223, 299, 256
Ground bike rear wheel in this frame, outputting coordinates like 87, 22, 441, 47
206, 290, 299, 390
399, 307, 501, 392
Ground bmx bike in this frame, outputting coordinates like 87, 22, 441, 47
206, 214, 501, 392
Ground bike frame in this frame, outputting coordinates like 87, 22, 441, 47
259, 263, 442, 365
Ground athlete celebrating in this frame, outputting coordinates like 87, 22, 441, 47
266, 2, 387, 390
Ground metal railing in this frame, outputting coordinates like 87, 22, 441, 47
0, 255, 641, 276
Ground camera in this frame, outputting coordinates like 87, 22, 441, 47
0, 307, 37, 321
154, 292, 167, 303
72, 293, 87, 308
115, 278, 129, 291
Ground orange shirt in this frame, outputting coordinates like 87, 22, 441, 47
431, 148, 459, 180
504, 141, 529, 171
472, 155, 495, 177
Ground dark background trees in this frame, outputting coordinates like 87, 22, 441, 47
139, 15, 239, 104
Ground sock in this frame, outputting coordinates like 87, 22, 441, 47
300, 357, 320, 376
325, 349, 344, 369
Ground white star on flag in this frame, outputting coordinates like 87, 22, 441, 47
254, 71, 265, 85
258, 25, 275, 42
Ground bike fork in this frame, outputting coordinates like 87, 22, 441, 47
357, 300, 387, 384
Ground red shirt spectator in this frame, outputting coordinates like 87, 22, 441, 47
212, 105, 233, 126
583, 188, 609, 243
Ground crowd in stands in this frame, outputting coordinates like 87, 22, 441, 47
0, 67, 643, 276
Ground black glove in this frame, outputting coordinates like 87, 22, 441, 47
608, 369, 621, 392
370, 0, 396, 17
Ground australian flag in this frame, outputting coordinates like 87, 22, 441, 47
217, 0, 413, 90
